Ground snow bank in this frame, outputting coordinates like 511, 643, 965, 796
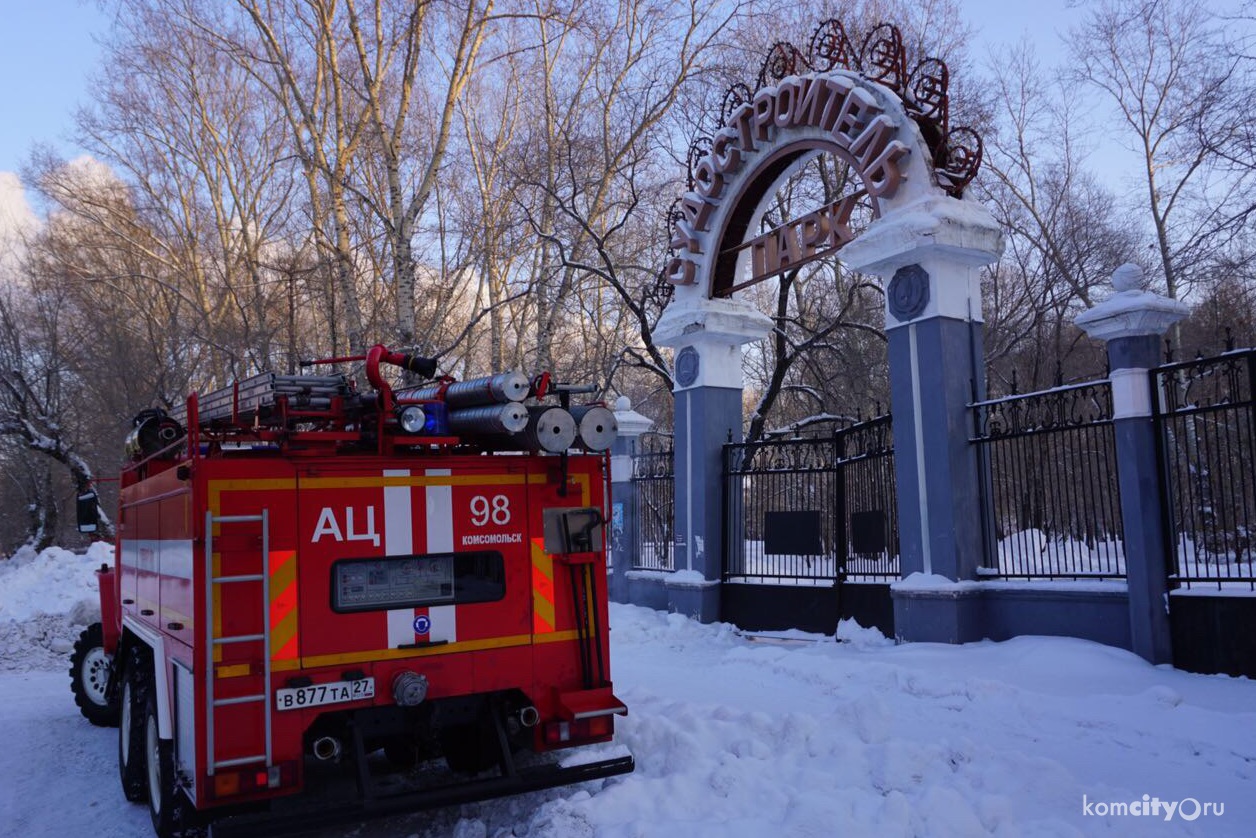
0, 543, 114, 672
4, 549, 1256, 837
0, 542, 113, 622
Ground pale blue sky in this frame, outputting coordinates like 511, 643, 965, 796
0, 1, 110, 174
0, 1, 1089, 177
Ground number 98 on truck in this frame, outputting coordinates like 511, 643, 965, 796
68, 346, 632, 837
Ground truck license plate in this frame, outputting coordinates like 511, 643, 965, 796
275, 678, 375, 711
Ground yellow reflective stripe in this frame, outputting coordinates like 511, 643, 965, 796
206, 480, 294, 662
294, 630, 582, 669
211, 553, 222, 663
531, 539, 556, 633
269, 550, 298, 660
217, 632, 583, 676
300, 474, 527, 490
207, 479, 296, 537
533, 630, 582, 645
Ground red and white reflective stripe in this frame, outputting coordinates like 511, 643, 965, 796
424, 469, 457, 643
384, 469, 415, 648
383, 468, 458, 648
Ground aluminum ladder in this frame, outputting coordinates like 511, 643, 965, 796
204, 510, 273, 775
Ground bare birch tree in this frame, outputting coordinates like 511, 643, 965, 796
224, 0, 498, 357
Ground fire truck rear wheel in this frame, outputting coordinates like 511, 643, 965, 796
145, 682, 180, 838
69, 623, 120, 727
118, 646, 149, 803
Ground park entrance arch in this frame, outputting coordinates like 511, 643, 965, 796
649, 21, 1003, 632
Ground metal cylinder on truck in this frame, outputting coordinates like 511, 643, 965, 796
447, 403, 530, 435
569, 405, 618, 452
479, 406, 579, 453
521, 405, 577, 453
396, 371, 530, 409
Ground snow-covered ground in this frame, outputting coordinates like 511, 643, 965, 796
2, 545, 1255, 837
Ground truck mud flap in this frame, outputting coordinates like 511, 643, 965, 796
207, 753, 635, 838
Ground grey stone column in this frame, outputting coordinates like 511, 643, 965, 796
608, 397, 653, 604
1076, 264, 1189, 664
841, 195, 1004, 643
652, 300, 772, 622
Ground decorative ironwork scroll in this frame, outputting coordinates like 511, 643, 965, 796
755, 42, 806, 90
972, 381, 1115, 441
1157, 349, 1255, 415
859, 24, 906, 89
712, 19, 983, 199
808, 20, 856, 72
721, 83, 753, 123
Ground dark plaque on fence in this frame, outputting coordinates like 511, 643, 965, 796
764, 510, 823, 555
849, 510, 887, 554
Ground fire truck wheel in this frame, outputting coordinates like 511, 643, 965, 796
69, 623, 120, 727
145, 685, 180, 838
118, 646, 149, 803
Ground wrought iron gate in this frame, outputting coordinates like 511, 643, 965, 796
1154, 348, 1256, 676
722, 415, 897, 635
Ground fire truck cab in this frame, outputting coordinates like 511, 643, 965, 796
69, 347, 631, 837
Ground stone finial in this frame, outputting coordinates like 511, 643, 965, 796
612, 397, 653, 438
1074, 261, 1189, 342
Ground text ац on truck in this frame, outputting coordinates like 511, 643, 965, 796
67, 344, 632, 838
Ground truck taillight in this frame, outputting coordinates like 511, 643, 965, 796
212, 762, 296, 798
542, 715, 613, 747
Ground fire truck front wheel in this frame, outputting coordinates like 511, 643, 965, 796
144, 681, 181, 838
69, 623, 120, 727
118, 646, 149, 803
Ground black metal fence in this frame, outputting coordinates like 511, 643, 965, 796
723, 415, 898, 584
1155, 349, 1256, 590
971, 381, 1125, 579
632, 434, 675, 571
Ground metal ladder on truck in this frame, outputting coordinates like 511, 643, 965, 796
204, 510, 274, 777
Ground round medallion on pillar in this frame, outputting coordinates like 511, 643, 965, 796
887, 264, 930, 323
675, 346, 700, 388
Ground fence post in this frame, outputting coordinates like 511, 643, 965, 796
1076, 263, 1189, 664
609, 397, 653, 604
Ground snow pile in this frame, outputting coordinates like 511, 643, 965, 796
0, 542, 113, 671
567, 607, 1256, 837
3, 549, 1256, 836
0, 542, 113, 621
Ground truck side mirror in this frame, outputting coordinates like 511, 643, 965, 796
77, 492, 99, 534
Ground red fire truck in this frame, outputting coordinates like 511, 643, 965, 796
68, 346, 631, 837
